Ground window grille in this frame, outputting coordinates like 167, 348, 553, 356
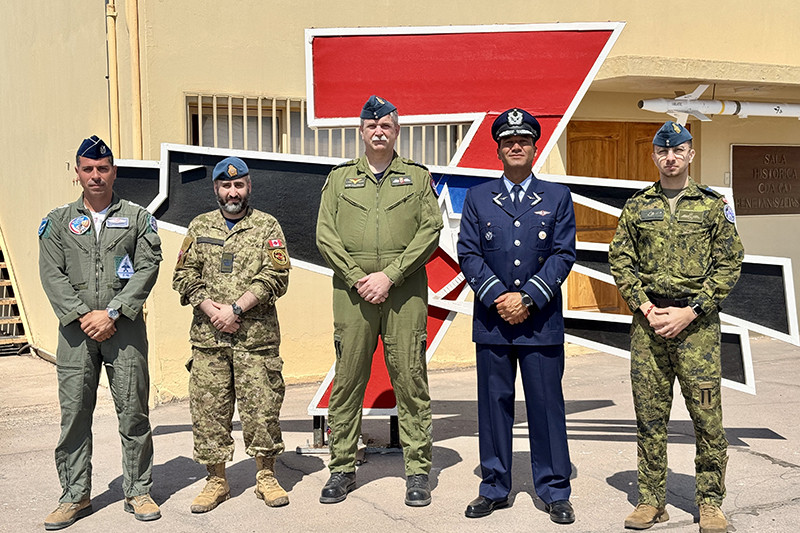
186, 93, 468, 166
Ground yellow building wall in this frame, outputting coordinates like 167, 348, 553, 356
3, 1, 800, 402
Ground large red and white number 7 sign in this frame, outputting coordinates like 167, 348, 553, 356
306, 23, 625, 416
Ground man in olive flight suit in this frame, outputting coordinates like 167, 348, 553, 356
173, 157, 291, 512
39, 136, 163, 529
316, 95, 443, 506
609, 122, 744, 533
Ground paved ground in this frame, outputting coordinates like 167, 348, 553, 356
2, 335, 799, 532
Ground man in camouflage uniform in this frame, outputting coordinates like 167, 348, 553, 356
172, 156, 291, 512
609, 122, 744, 533
316, 95, 443, 506
39, 136, 163, 529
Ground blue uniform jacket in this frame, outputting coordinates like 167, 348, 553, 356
457, 175, 576, 345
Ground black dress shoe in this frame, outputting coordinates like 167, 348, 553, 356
465, 495, 509, 518
405, 474, 431, 507
319, 472, 356, 504
546, 500, 575, 524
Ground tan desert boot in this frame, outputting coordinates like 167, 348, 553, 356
254, 456, 289, 507
191, 463, 230, 513
44, 497, 92, 530
699, 504, 728, 533
123, 494, 161, 521
624, 503, 669, 529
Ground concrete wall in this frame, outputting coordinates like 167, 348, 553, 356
3, 1, 799, 402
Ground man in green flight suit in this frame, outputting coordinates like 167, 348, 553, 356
609, 122, 744, 533
316, 95, 443, 506
173, 157, 291, 512
38, 136, 163, 529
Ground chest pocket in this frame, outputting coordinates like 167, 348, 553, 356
530, 215, 556, 251
676, 209, 712, 276
336, 193, 369, 251
385, 191, 419, 248
478, 220, 503, 252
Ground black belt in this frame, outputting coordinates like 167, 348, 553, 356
647, 293, 690, 308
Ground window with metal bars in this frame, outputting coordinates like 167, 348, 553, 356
186, 93, 468, 166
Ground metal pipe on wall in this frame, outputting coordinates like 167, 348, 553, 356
126, 0, 143, 159
105, 0, 121, 156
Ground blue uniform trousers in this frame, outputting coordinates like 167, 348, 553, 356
476, 343, 571, 504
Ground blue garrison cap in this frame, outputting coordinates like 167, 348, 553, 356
491, 108, 541, 143
213, 157, 249, 181
653, 121, 693, 147
76, 135, 113, 160
360, 95, 397, 120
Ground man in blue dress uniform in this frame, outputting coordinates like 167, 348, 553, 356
457, 108, 577, 524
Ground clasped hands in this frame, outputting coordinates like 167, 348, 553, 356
355, 272, 393, 305
200, 299, 241, 333
642, 303, 696, 339
79, 310, 117, 342
494, 292, 530, 325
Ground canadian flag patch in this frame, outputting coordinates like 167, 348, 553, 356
268, 239, 284, 248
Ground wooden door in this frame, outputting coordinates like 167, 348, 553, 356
565, 121, 662, 313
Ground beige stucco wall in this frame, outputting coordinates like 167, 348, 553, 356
3, 1, 800, 401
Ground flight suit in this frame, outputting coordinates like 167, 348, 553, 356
172, 207, 290, 463
316, 153, 442, 475
38, 194, 162, 503
457, 175, 576, 503
609, 178, 744, 507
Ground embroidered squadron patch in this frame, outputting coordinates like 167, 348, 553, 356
69, 215, 91, 235
724, 205, 736, 223
270, 248, 290, 268
38, 218, 50, 238
149, 216, 158, 233
115, 254, 135, 279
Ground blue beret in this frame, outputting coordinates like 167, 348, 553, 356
491, 108, 541, 143
653, 121, 693, 147
213, 157, 249, 181
360, 95, 397, 120
77, 135, 113, 160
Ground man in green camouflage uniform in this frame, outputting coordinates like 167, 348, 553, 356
609, 122, 744, 533
39, 136, 163, 529
172, 156, 291, 512
316, 96, 443, 506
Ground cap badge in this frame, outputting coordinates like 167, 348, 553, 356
507, 109, 523, 126
672, 123, 682, 133
227, 164, 238, 178
377, 97, 385, 104
100, 145, 107, 154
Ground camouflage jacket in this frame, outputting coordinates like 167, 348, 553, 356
172, 208, 290, 350
609, 178, 744, 314
38, 193, 162, 326
315, 153, 442, 289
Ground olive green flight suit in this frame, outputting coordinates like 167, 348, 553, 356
172, 208, 290, 464
38, 194, 162, 503
316, 153, 443, 475
609, 178, 744, 507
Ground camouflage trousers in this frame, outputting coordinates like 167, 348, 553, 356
630, 309, 727, 507
189, 346, 285, 464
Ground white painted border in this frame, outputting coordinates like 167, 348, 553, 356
304, 22, 626, 173
564, 310, 756, 395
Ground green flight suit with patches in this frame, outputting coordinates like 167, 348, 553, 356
172, 207, 290, 464
316, 153, 443, 476
38, 194, 162, 503
609, 178, 744, 508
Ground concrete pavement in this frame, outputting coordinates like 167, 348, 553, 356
2, 335, 799, 532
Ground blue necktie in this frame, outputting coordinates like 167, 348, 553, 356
511, 184, 523, 211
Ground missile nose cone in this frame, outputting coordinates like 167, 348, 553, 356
638, 100, 645, 109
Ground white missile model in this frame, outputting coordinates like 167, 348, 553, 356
638, 84, 800, 125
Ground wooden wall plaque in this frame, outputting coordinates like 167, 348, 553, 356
732, 145, 800, 215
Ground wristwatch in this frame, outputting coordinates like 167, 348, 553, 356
690, 302, 703, 317
231, 302, 243, 316
520, 292, 535, 310
106, 307, 120, 321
